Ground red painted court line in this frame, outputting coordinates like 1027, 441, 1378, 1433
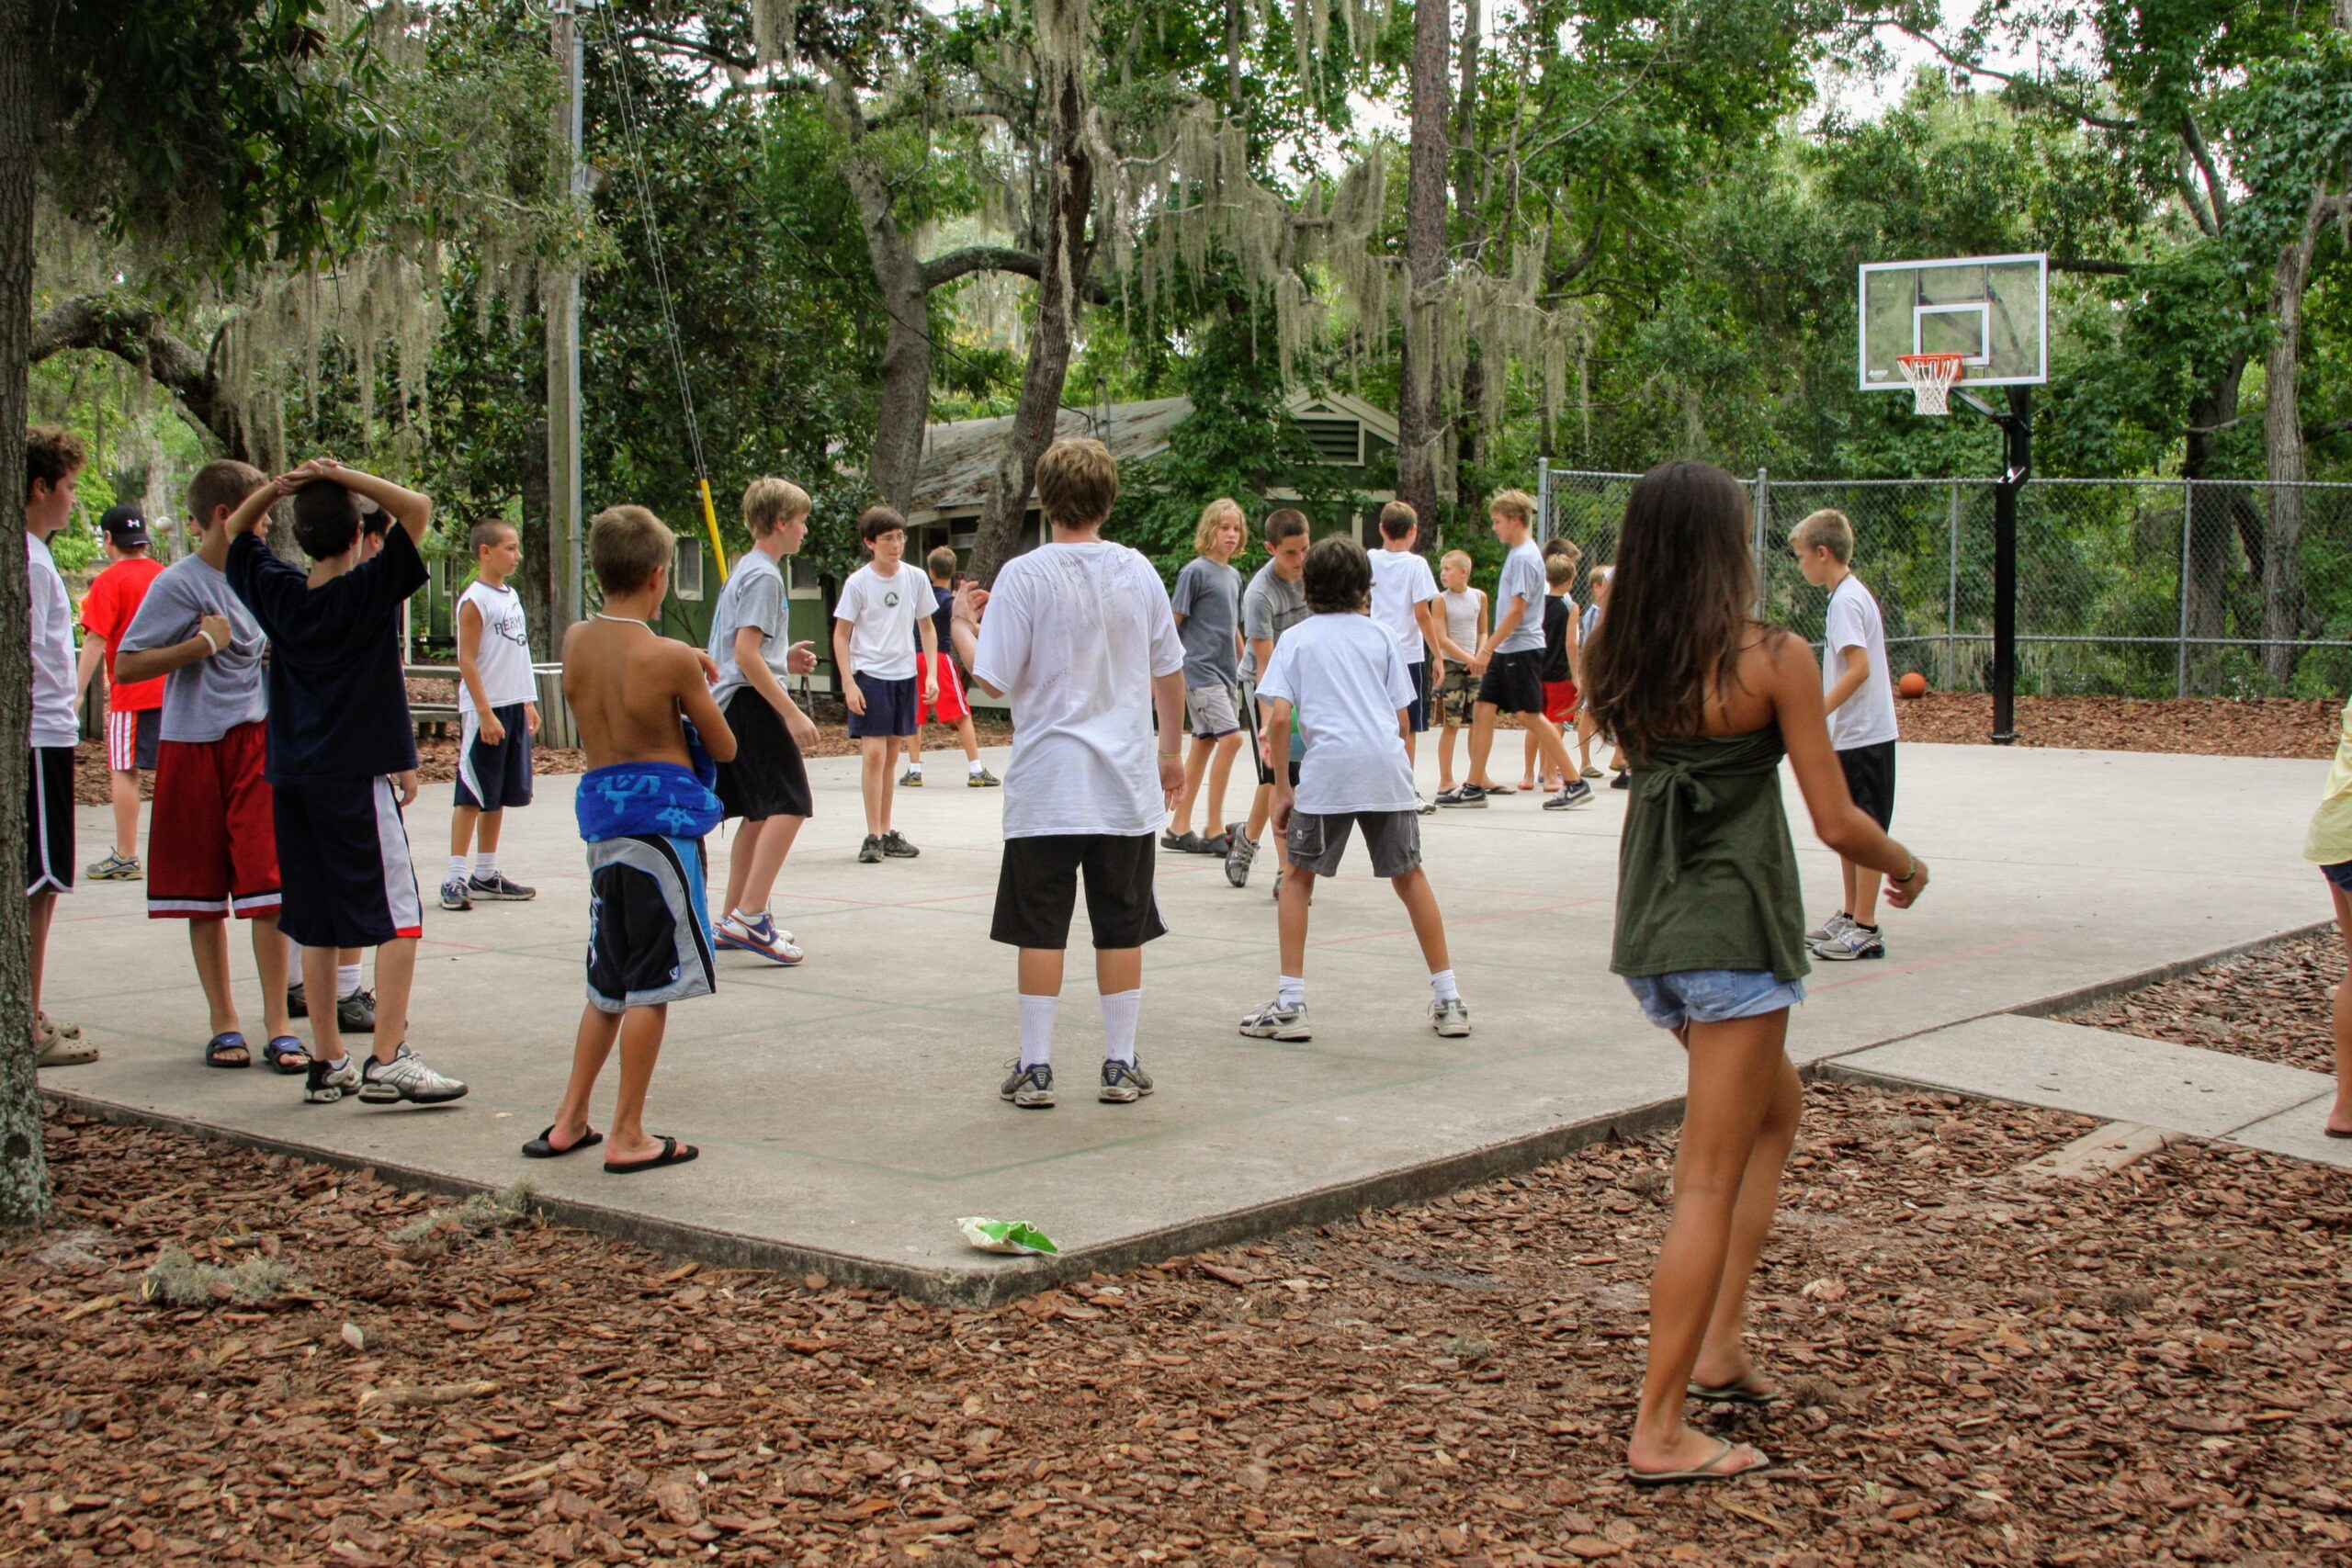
418, 936, 502, 953
1310, 896, 1610, 949
1805, 933, 2049, 993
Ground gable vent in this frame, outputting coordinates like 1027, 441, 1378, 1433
1296, 414, 1363, 465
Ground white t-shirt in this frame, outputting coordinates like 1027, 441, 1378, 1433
27, 533, 76, 749
834, 561, 932, 683
1255, 612, 1418, 816
1368, 547, 1440, 665
972, 541, 1185, 840
457, 580, 537, 712
1824, 574, 1899, 750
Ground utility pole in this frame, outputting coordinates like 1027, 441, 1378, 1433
547, 0, 585, 635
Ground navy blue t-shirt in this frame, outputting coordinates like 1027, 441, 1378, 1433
911, 581, 953, 652
227, 525, 427, 784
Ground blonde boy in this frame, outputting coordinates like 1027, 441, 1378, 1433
1791, 509, 1900, 961
1442, 489, 1588, 811
1162, 498, 1247, 852
1433, 549, 1487, 795
442, 520, 540, 910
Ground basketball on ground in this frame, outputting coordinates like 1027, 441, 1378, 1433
1899, 671, 1928, 699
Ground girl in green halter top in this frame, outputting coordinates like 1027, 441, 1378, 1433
1582, 461, 1929, 1487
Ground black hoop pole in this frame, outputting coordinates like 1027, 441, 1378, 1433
1989, 388, 2031, 744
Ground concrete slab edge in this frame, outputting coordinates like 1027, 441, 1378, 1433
2001, 920, 2332, 1021
41, 1080, 1705, 1309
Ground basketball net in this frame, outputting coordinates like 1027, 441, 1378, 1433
1897, 353, 1968, 416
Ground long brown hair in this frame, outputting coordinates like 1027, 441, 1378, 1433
1581, 460, 1757, 762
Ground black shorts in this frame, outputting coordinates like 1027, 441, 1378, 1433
274, 775, 424, 949
1838, 740, 1896, 829
25, 746, 74, 896
1476, 649, 1546, 715
1404, 660, 1430, 734
849, 674, 919, 739
585, 833, 716, 1013
991, 833, 1168, 951
455, 703, 534, 812
715, 690, 812, 822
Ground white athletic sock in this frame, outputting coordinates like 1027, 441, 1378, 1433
474, 852, 498, 879
1018, 994, 1057, 1068
1277, 975, 1305, 1009
908, 761, 922, 775
1100, 989, 1140, 1066
336, 963, 363, 999
1430, 968, 1461, 1003
446, 855, 467, 883
968, 759, 984, 774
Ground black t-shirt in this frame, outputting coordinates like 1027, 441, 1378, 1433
228, 525, 428, 784
1539, 593, 1572, 682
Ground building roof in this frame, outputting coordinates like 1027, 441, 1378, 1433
906, 391, 1396, 523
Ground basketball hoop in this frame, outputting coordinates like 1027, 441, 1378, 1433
1897, 352, 1968, 416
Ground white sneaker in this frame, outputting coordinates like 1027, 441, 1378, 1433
358, 1044, 469, 1104
304, 1054, 364, 1104
1430, 998, 1472, 1038
1812, 923, 1885, 963
1805, 911, 1855, 946
1239, 998, 1311, 1042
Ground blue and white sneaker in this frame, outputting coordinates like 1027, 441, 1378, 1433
716, 910, 802, 966
1099, 1056, 1154, 1103
439, 876, 472, 912
1000, 1060, 1055, 1110
468, 872, 536, 901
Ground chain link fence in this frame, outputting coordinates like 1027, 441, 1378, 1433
1535, 466, 2352, 699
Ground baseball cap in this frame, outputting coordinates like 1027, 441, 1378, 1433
98, 505, 150, 547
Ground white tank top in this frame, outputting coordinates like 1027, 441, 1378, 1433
1442, 588, 1482, 652
457, 580, 538, 711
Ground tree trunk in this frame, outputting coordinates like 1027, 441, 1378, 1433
968, 64, 1094, 586
830, 82, 933, 516
0, 0, 51, 1226
2179, 352, 2245, 694
2260, 186, 2336, 688
1395, 0, 1450, 536
1224, 0, 1244, 117
1448, 0, 1482, 551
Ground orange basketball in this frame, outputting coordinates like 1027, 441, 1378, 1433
1898, 671, 1928, 699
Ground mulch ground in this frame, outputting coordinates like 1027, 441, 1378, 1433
6, 1078, 2348, 1567
2058, 931, 2344, 1077
1895, 694, 2337, 758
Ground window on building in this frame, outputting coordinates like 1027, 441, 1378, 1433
674, 538, 705, 601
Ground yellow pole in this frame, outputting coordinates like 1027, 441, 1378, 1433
697, 476, 729, 581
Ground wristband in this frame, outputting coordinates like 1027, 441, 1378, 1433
1893, 854, 1918, 885
1158, 750, 1180, 759
198, 630, 221, 657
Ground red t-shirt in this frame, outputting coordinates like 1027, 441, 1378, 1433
78, 556, 167, 712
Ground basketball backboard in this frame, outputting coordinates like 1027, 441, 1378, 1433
1859, 253, 2047, 392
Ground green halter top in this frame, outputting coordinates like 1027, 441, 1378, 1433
1610, 725, 1811, 984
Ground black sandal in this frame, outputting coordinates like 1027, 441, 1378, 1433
261, 1036, 311, 1074
522, 1124, 605, 1159
205, 1032, 252, 1069
604, 1135, 699, 1175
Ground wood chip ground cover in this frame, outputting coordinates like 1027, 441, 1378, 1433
2058, 933, 2343, 1076
6, 1082, 2348, 1566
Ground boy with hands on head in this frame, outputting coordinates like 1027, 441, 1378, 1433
225, 457, 465, 1107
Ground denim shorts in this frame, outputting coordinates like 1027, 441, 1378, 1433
2324, 861, 2352, 893
1623, 968, 1806, 1032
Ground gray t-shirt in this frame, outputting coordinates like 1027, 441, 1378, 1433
1169, 555, 1241, 689
117, 553, 268, 743
1240, 559, 1308, 682
707, 551, 790, 707
1495, 541, 1548, 655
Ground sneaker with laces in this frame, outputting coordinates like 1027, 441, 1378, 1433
881, 829, 920, 859
468, 872, 537, 901
86, 851, 142, 881
439, 876, 473, 911
858, 835, 886, 863
1239, 998, 1311, 1042
1099, 1056, 1154, 1103
1000, 1060, 1055, 1109
1434, 785, 1487, 808
1430, 998, 1473, 1038
1225, 831, 1257, 887
303, 1054, 364, 1104
1416, 795, 1438, 817
718, 910, 803, 965
1805, 910, 1855, 946
899, 767, 923, 787
967, 767, 1001, 787
338, 987, 377, 1033
1812, 923, 1885, 962
358, 1043, 469, 1104
1543, 781, 1595, 810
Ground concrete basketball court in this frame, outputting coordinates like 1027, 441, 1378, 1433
38, 740, 2335, 1303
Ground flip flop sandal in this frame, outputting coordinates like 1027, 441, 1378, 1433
205, 1032, 253, 1069
2328, 1126, 2352, 1141
523, 1125, 605, 1159
604, 1135, 699, 1175
35, 1032, 98, 1067
1625, 1438, 1771, 1487
261, 1036, 311, 1074
1690, 1376, 1780, 1406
